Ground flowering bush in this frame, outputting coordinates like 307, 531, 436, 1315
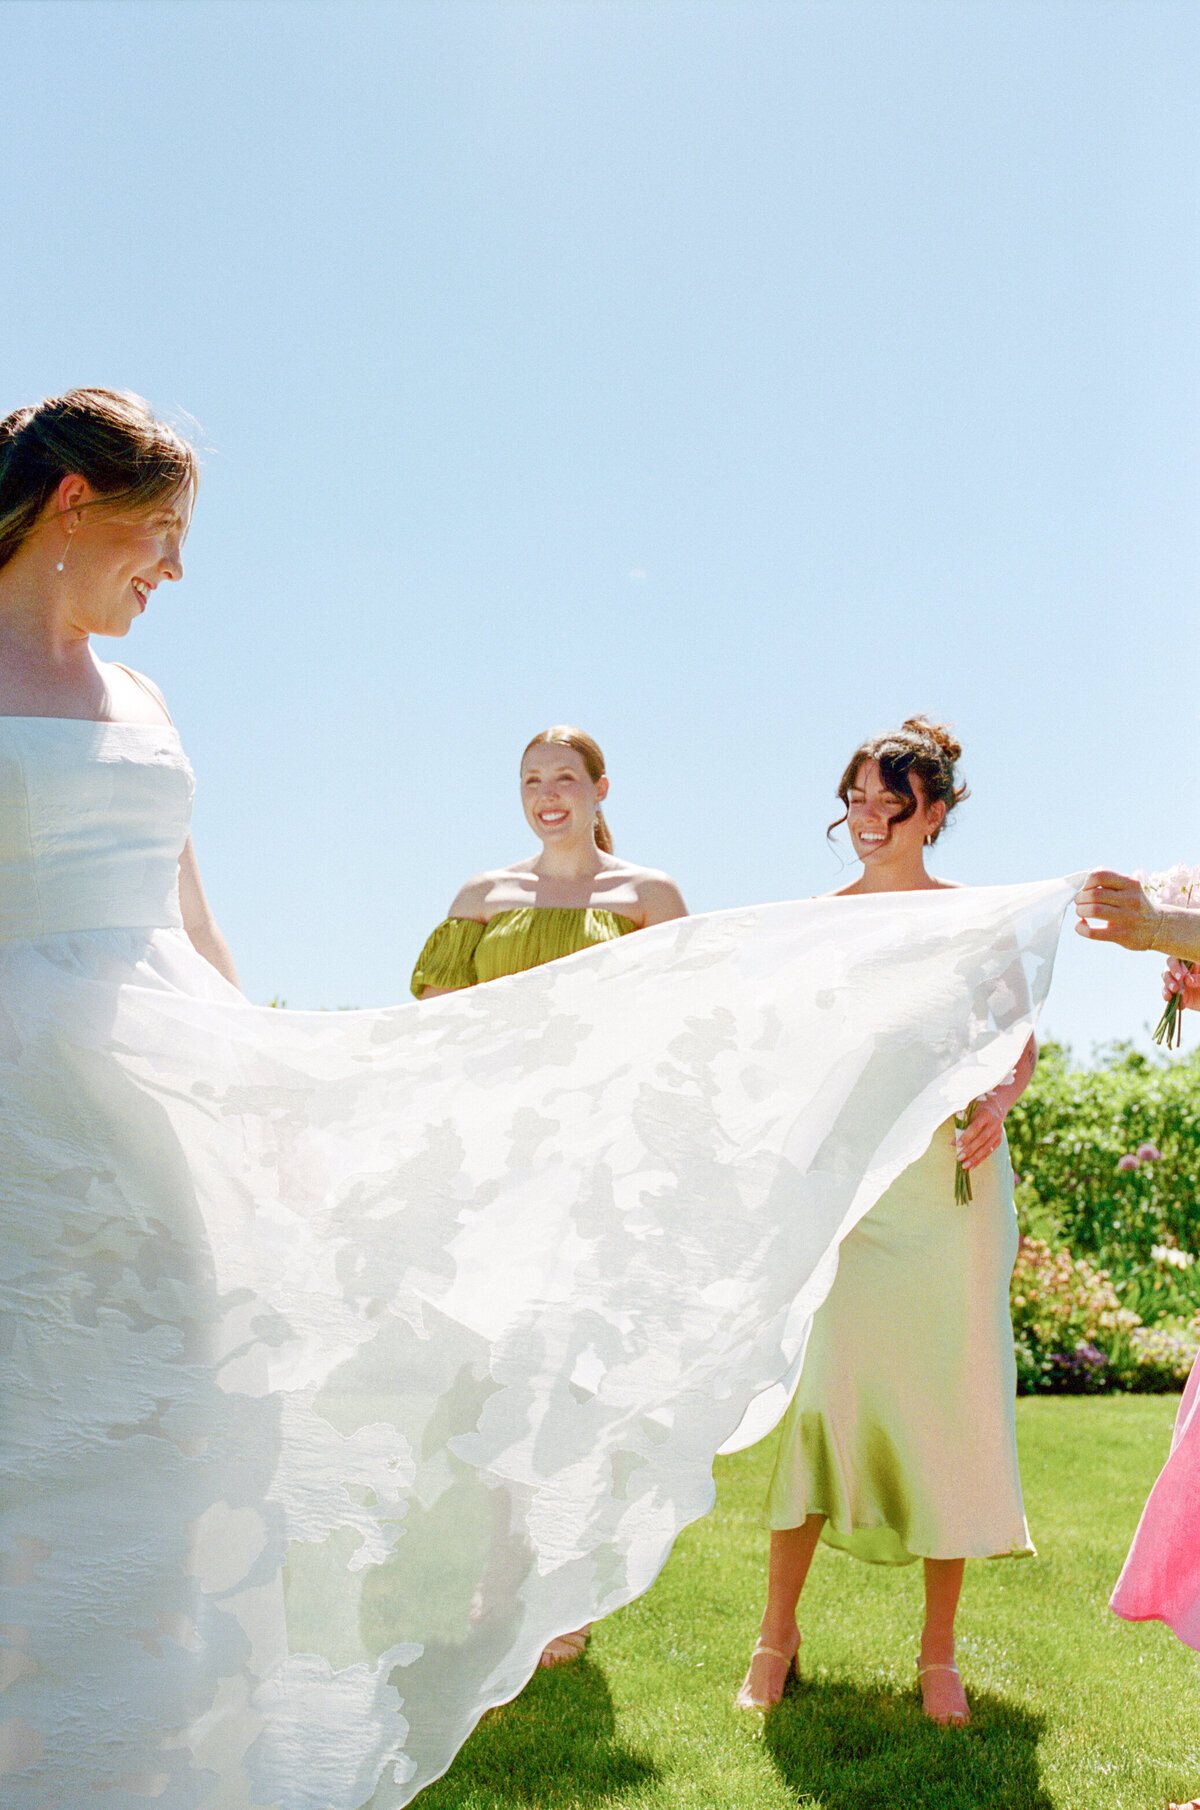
1127, 1321, 1200, 1389
1010, 1236, 1140, 1393
1005, 1042, 1200, 1391
1006, 1042, 1200, 1318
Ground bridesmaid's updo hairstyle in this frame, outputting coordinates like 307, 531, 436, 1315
0, 388, 198, 572
522, 725, 614, 854
828, 716, 969, 845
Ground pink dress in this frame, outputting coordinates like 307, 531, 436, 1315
1110, 1352, 1200, 1648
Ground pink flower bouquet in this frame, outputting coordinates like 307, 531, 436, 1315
1134, 865, 1200, 1048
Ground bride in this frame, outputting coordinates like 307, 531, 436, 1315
0, 388, 1076, 1809
0, 389, 234, 959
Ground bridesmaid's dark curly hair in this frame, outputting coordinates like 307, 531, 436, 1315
828, 717, 969, 845
0, 389, 197, 572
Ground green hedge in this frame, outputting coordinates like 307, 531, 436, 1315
1005, 1042, 1200, 1392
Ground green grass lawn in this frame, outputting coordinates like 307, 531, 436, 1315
421, 1397, 1200, 1810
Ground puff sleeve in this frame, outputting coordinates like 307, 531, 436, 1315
410, 918, 487, 997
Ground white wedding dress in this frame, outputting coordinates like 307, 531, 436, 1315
0, 718, 1076, 1808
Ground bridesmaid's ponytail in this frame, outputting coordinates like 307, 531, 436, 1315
522, 726, 614, 854
0, 389, 197, 572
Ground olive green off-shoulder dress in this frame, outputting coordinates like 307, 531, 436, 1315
411, 906, 637, 996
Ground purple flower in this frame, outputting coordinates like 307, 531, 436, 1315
1047, 1341, 1110, 1394
1136, 1143, 1162, 1162
1117, 1153, 1140, 1172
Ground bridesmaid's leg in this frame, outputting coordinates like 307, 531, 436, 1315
735, 1515, 825, 1708
918, 1557, 969, 1724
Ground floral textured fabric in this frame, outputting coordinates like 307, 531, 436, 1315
0, 719, 1077, 1808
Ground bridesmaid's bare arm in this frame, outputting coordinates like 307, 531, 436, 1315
633, 874, 688, 927
955, 1035, 1037, 1173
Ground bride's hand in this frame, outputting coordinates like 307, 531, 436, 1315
955, 1100, 1005, 1173
1163, 956, 1200, 1011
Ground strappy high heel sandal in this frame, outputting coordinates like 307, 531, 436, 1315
916, 1659, 970, 1726
735, 1632, 801, 1709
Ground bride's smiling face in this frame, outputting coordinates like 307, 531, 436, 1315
520, 745, 607, 845
58, 482, 192, 639
846, 759, 943, 865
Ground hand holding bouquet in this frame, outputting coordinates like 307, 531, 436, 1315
951, 1045, 1033, 1204
953, 1101, 976, 1203
1134, 866, 1200, 1048
1161, 954, 1200, 1046
954, 1095, 1005, 1203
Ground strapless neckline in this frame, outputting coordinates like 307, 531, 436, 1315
480, 905, 639, 930
0, 716, 179, 733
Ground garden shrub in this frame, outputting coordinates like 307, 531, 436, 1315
1005, 1041, 1200, 1392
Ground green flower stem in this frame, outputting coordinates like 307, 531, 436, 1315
1153, 962, 1197, 1049
954, 1098, 977, 1205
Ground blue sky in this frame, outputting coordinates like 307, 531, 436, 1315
3, 0, 1197, 1054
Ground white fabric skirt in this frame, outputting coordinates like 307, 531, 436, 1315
0, 881, 1074, 1808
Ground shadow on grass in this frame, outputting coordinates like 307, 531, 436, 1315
763, 1675, 1050, 1810
420, 1656, 659, 1808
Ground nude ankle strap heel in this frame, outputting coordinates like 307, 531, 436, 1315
916, 1660, 970, 1727
735, 1634, 801, 1710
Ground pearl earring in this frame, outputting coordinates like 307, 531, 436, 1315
56, 527, 75, 574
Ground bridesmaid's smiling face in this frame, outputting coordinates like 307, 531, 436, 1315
57, 479, 192, 640
520, 745, 608, 848
846, 759, 945, 868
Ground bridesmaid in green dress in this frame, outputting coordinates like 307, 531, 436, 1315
411, 722, 688, 1666
736, 718, 1037, 1727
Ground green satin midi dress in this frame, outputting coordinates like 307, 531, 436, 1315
765, 1118, 1033, 1565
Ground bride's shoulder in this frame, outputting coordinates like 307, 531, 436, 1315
103, 661, 173, 726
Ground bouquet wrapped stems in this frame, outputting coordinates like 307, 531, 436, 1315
954, 1099, 976, 1205
1154, 966, 1196, 1049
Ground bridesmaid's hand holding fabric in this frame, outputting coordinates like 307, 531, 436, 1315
1074, 870, 1164, 951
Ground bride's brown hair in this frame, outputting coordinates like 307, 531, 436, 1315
828, 716, 969, 845
0, 388, 198, 572
522, 726, 614, 854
